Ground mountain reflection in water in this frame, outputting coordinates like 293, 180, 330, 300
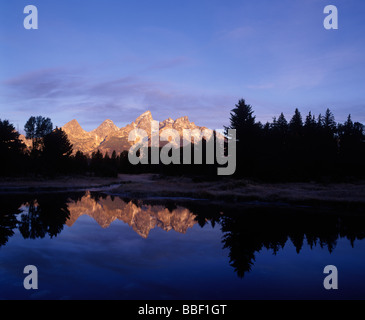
67, 192, 197, 238
1, 192, 365, 279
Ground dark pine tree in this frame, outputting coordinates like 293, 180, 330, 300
287, 108, 305, 179
43, 127, 73, 174
224, 99, 261, 177
289, 108, 303, 136
338, 115, 365, 177
90, 150, 104, 176
72, 151, 89, 174
0, 119, 26, 176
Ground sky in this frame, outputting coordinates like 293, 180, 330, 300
1, 0, 365, 132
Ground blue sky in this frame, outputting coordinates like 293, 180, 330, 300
1, 0, 365, 131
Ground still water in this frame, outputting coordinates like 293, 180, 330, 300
0, 191, 364, 300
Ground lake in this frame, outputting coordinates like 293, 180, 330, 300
0, 191, 365, 300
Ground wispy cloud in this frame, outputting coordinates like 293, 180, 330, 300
2, 68, 86, 99
0, 67, 235, 130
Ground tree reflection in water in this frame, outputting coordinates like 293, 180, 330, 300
191, 202, 365, 277
0, 192, 365, 278
0, 193, 80, 245
18, 195, 73, 239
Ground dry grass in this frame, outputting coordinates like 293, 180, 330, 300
114, 174, 365, 205
0, 175, 121, 191
1, 173, 365, 207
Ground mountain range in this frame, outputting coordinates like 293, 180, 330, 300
61, 111, 210, 155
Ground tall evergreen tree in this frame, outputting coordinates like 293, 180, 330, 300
43, 128, 73, 158
304, 111, 316, 131
224, 99, 261, 176
274, 113, 289, 135
0, 119, 26, 175
224, 99, 258, 141
43, 127, 73, 173
289, 108, 303, 135
323, 108, 337, 134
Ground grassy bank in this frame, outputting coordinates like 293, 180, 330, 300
1, 174, 365, 210
0, 175, 121, 193
112, 174, 365, 208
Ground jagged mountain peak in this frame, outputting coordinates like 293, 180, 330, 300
92, 119, 119, 134
135, 110, 153, 124
95, 119, 118, 128
100, 119, 115, 125
63, 119, 87, 136
64, 119, 82, 128
139, 110, 152, 117
175, 116, 189, 123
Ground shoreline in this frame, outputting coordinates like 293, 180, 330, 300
0, 176, 122, 193
112, 174, 365, 212
0, 174, 365, 211
0, 174, 365, 213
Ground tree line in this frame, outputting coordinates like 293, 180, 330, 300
1, 100, 364, 181
0, 116, 87, 177
0, 115, 221, 178
224, 99, 365, 180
